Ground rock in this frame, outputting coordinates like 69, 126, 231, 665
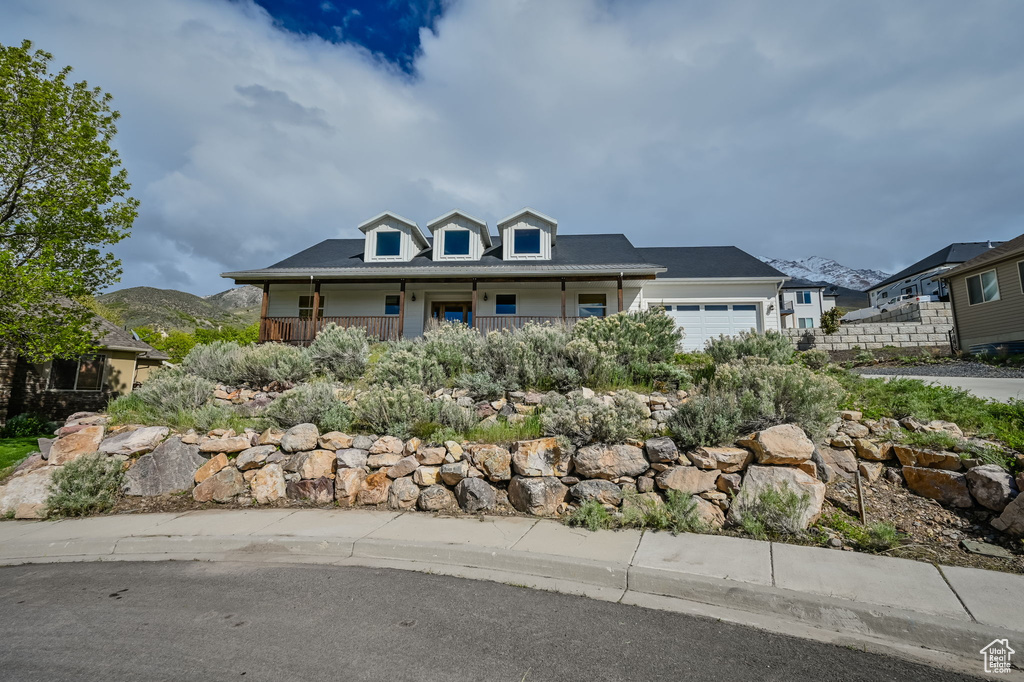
818, 445, 858, 475
36, 437, 53, 460
840, 410, 862, 421
387, 477, 419, 509
413, 466, 440, 486
742, 424, 814, 465
830, 435, 854, 448
388, 455, 419, 479
454, 477, 496, 512
991, 495, 1024, 537
124, 437, 206, 496
900, 417, 926, 432
11, 453, 46, 477
0, 467, 58, 515
685, 446, 752, 473
192, 467, 245, 503
199, 436, 251, 454
569, 479, 623, 506
369, 436, 404, 455
467, 444, 512, 482
965, 465, 1019, 512
48, 425, 104, 466
318, 432, 353, 450
644, 437, 679, 463
655, 466, 720, 494
335, 468, 366, 506
418, 485, 457, 511
809, 448, 834, 483
358, 471, 392, 505
853, 439, 892, 462
251, 463, 287, 503
728, 465, 826, 531
839, 422, 870, 438
298, 450, 335, 480
797, 460, 818, 479
636, 476, 655, 493
366, 452, 403, 469
235, 445, 277, 471
927, 420, 964, 438
508, 476, 568, 516
440, 461, 470, 486
14, 503, 46, 519
902, 467, 973, 508
281, 424, 319, 453
960, 539, 1015, 559
195, 453, 229, 483
717, 472, 742, 495
511, 437, 571, 477
349, 435, 373, 450
892, 446, 962, 471
573, 444, 648, 480
416, 446, 447, 466
693, 497, 726, 529
445, 441, 464, 460
330, 449, 365, 470
98, 426, 168, 456
258, 428, 284, 446
404, 437, 422, 456
622, 492, 664, 515
859, 461, 883, 483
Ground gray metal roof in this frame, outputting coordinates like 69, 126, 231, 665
870, 242, 1003, 291
634, 246, 787, 279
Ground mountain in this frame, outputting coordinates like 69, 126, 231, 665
98, 286, 261, 331
757, 256, 889, 291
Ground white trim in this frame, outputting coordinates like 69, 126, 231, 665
426, 210, 491, 248
966, 268, 1001, 306
496, 207, 557, 230
357, 211, 429, 248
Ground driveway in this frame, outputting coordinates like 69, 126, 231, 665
860, 374, 1024, 402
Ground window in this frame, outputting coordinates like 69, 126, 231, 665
796, 291, 812, 304
49, 355, 105, 391
578, 293, 606, 318
1018, 261, 1024, 294
513, 228, 541, 254
376, 231, 401, 257
902, 286, 915, 296
966, 270, 1000, 305
704, 305, 728, 311
733, 304, 757, 311
675, 305, 700, 311
798, 318, 814, 329
384, 295, 401, 315
298, 295, 325, 320
443, 229, 471, 256
494, 294, 517, 315
879, 291, 887, 299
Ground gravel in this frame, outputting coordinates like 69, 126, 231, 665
852, 362, 1024, 379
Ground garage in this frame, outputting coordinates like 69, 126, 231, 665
665, 304, 760, 351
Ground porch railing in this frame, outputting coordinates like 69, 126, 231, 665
260, 316, 400, 344
473, 316, 582, 333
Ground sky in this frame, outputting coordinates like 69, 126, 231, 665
4, 0, 1024, 295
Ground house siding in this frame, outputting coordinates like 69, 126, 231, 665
949, 258, 1024, 351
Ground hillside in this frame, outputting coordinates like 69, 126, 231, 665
758, 256, 889, 291
98, 286, 261, 331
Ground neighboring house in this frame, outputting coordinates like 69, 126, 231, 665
0, 315, 170, 425
221, 208, 788, 352
940, 232, 1024, 355
867, 242, 1003, 307
778, 278, 836, 329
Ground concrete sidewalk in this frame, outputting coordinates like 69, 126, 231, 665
861, 374, 1024, 402
2, 509, 1022, 674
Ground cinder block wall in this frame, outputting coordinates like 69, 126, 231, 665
783, 322, 953, 351
846, 302, 952, 326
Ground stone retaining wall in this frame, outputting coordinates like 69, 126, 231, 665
847, 301, 952, 326
783, 322, 953, 352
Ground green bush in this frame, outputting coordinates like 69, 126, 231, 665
481, 323, 571, 391
705, 330, 794, 365
667, 391, 746, 447
820, 308, 842, 335
429, 399, 479, 434
733, 484, 810, 539
354, 384, 430, 438
566, 499, 615, 531
371, 341, 446, 393
817, 512, 902, 552
263, 382, 353, 432
569, 309, 682, 385
620, 490, 704, 533
132, 368, 214, 416
47, 454, 124, 517
422, 321, 484, 378
307, 324, 369, 381
181, 341, 243, 383
454, 371, 507, 400
540, 390, 647, 445
234, 343, 312, 386
798, 349, 831, 371
0, 413, 53, 438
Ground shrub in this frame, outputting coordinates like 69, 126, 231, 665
371, 341, 446, 393
620, 490, 704, 533
307, 324, 369, 381
820, 308, 842, 335
467, 414, 544, 444
566, 499, 615, 531
853, 349, 875, 365
571, 308, 681, 367
180, 341, 243, 383
817, 512, 902, 552
540, 390, 647, 446
422, 321, 484, 378
132, 368, 214, 416
0, 413, 52, 438
481, 323, 571, 391
455, 371, 507, 400
234, 343, 312, 386
705, 330, 794, 365
798, 349, 831, 371
47, 454, 124, 517
733, 484, 810, 538
430, 399, 480, 434
354, 384, 430, 438
667, 391, 745, 447
263, 382, 353, 432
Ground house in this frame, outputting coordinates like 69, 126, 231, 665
0, 315, 170, 426
220, 208, 788, 352
940, 232, 1024, 355
867, 241, 1002, 307
778, 278, 836, 329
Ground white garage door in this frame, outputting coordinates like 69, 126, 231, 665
665, 304, 760, 351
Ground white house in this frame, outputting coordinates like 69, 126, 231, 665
778, 278, 836, 329
221, 208, 789, 352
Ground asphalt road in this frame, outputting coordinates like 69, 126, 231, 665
0, 562, 981, 682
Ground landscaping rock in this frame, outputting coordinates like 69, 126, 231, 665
902, 467, 972, 508
965, 465, 1019, 512
693, 497, 726, 529
818, 445, 858, 476
351, 435, 375, 450
467, 444, 512, 482
235, 445, 277, 471
0, 466, 57, 516
508, 476, 567, 516
358, 471, 391, 505
195, 453, 229, 483
717, 472, 742, 495
440, 461, 470, 486
48, 425, 104, 466
37, 438, 53, 460
299, 450, 335, 480
685, 446, 752, 473
388, 476, 420, 510
285, 477, 334, 503
388, 455, 419, 479
840, 410, 862, 421
199, 436, 251, 454
11, 453, 46, 477
369, 436, 404, 455
511, 438, 571, 477
655, 466, 720, 494
859, 461, 883, 483
839, 422, 870, 439
644, 437, 679, 463
318, 432, 353, 450
809, 448, 834, 483
251, 463, 287, 503
404, 437, 422, 455
992, 495, 1024, 537
413, 466, 440, 486
893, 446, 962, 471
416, 446, 447, 466
418, 484, 457, 511
454, 477, 496, 512
830, 435, 854, 449
569, 479, 622, 506
258, 428, 284, 446
445, 441, 464, 460
335, 468, 366, 506
123, 437, 205, 496
573, 444, 648, 480
728, 465, 826, 531
98, 426, 168, 457
281, 424, 319, 453
366, 452, 403, 468
742, 424, 814, 465
192, 467, 245, 503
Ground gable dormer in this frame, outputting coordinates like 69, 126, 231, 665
497, 208, 556, 261
358, 211, 429, 263
426, 210, 491, 261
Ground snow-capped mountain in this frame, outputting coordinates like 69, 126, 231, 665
757, 256, 890, 291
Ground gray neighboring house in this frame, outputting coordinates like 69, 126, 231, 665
867, 242, 1003, 307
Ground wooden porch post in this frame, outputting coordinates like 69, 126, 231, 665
471, 279, 478, 328
259, 282, 270, 343
310, 281, 321, 343
560, 279, 566, 320
398, 280, 406, 339
617, 274, 624, 313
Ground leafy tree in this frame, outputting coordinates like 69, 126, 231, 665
820, 308, 843, 335
0, 40, 137, 361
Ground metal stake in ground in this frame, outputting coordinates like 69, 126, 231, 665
855, 468, 866, 524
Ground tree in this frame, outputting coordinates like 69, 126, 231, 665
0, 40, 137, 362
820, 307, 843, 335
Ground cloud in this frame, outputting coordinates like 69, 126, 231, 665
3, 0, 1024, 295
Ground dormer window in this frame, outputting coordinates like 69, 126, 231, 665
443, 229, 471, 256
427, 210, 490, 262
498, 208, 556, 261
359, 211, 428, 264
514, 228, 542, 255
376, 231, 401, 257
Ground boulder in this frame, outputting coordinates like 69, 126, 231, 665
839, 422, 870, 439
98, 426, 168, 457
817, 445, 858, 475
902, 467, 972, 508
258, 428, 284, 446
569, 479, 623, 506
655, 466, 720, 494
404, 437, 422, 456
387, 476, 418, 510
418, 485, 457, 511
48, 425, 104, 466
716, 472, 742, 495
335, 449, 369, 469
644, 437, 679, 463
37, 437, 53, 460
281, 424, 319, 453
357, 471, 392, 505
369, 436, 404, 455
416, 446, 447, 466
352, 435, 376, 451
297, 450, 334, 479
192, 467, 245, 503
366, 452, 403, 469
387, 455, 419, 479
928, 420, 964, 438
195, 453, 229, 483
199, 436, 251, 454
445, 441, 464, 460
251, 463, 287, 504
742, 424, 814, 465
685, 446, 752, 473
728, 465, 826, 531
573, 444, 648, 480
413, 466, 440, 486
235, 445, 277, 471
11, 453, 46, 477
830, 435, 854, 449
335, 468, 366, 506
508, 476, 568, 516
809, 448, 834, 483
454, 477, 496, 512
853, 439, 890, 462
693, 497, 726, 530
965, 465, 1019, 512
511, 437, 571, 477
467, 444, 512, 482
282, 476, 332, 503
992, 495, 1024, 537
840, 410, 862, 421
893, 446, 962, 471
440, 461, 470, 486
318, 432, 353, 450
859, 461, 883, 483
123, 437, 206, 496
0, 467, 58, 515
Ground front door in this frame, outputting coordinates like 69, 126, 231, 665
431, 301, 473, 325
